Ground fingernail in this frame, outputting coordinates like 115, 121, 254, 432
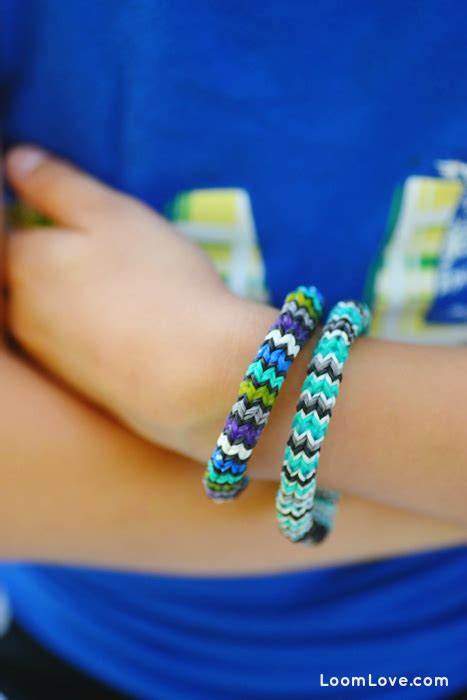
6, 145, 48, 179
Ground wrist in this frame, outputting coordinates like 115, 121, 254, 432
103, 290, 277, 459
182, 295, 278, 462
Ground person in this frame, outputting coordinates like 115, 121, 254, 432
0, 2, 466, 698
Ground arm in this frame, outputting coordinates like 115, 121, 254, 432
0, 349, 464, 573
5, 146, 467, 529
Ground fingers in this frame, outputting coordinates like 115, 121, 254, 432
5, 145, 143, 231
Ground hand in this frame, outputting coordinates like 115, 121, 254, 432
5, 145, 271, 456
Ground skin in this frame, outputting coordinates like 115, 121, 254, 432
0, 350, 464, 574
4, 145, 467, 533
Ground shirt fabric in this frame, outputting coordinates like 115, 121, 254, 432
1, 2, 466, 698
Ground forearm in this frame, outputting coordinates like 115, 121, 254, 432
0, 349, 464, 573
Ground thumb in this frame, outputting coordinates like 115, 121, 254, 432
5, 144, 138, 231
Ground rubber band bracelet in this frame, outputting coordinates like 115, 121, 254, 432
310, 488, 341, 542
276, 300, 371, 542
203, 286, 325, 502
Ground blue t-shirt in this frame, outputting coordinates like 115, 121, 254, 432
1, 2, 466, 698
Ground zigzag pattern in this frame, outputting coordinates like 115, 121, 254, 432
276, 300, 371, 542
203, 286, 324, 501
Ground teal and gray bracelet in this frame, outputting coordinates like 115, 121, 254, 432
276, 300, 371, 543
203, 286, 324, 502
